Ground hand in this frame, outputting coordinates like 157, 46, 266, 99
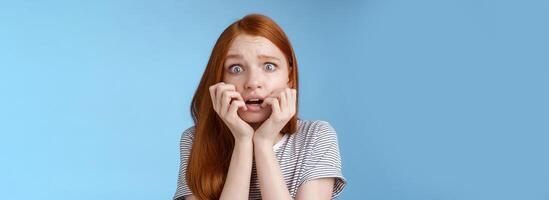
254, 87, 297, 145
209, 82, 254, 142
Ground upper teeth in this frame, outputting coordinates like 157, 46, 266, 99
249, 99, 260, 101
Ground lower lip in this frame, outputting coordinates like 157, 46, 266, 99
246, 104, 262, 112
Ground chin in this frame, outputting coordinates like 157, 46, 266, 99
238, 110, 270, 123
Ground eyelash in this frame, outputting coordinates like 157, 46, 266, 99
228, 62, 277, 74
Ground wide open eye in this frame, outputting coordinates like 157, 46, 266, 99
264, 63, 276, 71
228, 65, 243, 74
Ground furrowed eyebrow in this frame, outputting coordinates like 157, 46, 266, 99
225, 54, 243, 60
258, 55, 281, 62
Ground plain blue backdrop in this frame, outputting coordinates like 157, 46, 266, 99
1, 0, 548, 199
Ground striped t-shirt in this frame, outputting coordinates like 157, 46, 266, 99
173, 119, 347, 199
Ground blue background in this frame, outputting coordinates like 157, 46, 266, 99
1, 0, 548, 199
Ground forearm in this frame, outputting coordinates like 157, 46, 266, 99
254, 141, 292, 200
220, 139, 253, 200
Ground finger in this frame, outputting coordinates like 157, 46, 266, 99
268, 88, 284, 104
290, 89, 297, 115
261, 97, 280, 114
228, 99, 247, 117
209, 82, 224, 111
216, 83, 235, 113
284, 88, 292, 115
214, 82, 226, 112
280, 89, 288, 113
221, 91, 244, 116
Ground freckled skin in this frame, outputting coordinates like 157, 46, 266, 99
223, 34, 291, 128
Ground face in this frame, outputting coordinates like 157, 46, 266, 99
222, 34, 291, 125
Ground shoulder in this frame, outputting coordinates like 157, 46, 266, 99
294, 119, 339, 145
182, 126, 196, 137
179, 125, 196, 147
297, 119, 337, 137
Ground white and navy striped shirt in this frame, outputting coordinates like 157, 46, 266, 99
173, 119, 347, 199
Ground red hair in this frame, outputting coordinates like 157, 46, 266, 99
186, 13, 299, 199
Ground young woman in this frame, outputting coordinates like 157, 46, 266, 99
173, 13, 347, 200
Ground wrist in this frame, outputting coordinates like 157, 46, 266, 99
252, 137, 273, 148
235, 136, 253, 144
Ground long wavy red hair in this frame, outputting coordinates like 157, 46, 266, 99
186, 13, 299, 199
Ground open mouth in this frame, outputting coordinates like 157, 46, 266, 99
245, 99, 264, 105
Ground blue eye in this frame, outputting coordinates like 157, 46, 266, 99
229, 65, 243, 74
265, 63, 276, 71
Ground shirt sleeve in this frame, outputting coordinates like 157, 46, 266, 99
173, 127, 195, 200
299, 121, 347, 199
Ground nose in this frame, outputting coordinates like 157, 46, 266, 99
244, 67, 264, 90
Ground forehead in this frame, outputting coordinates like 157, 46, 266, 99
226, 34, 284, 59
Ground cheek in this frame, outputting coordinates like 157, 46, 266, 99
271, 75, 289, 88
274, 70, 290, 85
222, 78, 244, 90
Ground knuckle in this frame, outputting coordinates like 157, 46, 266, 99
223, 91, 234, 99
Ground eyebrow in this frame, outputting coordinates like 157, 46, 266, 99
225, 54, 281, 62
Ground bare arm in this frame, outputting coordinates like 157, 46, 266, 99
254, 140, 293, 200
183, 140, 253, 200
295, 178, 335, 200
206, 82, 255, 199
219, 139, 254, 200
